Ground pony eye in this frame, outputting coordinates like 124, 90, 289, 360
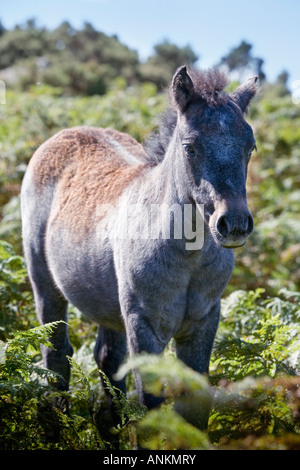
248, 144, 257, 159
183, 144, 196, 157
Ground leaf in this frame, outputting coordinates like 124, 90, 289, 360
138, 405, 211, 450
0, 339, 7, 364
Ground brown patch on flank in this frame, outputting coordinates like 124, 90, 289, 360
28, 128, 79, 188
29, 126, 149, 239
54, 151, 146, 238
29, 126, 147, 188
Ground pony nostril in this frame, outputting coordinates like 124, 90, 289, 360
246, 214, 254, 235
217, 215, 229, 238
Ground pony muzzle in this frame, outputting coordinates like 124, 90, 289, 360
211, 209, 254, 248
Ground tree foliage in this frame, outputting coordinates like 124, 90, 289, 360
219, 40, 266, 81
0, 20, 198, 94
139, 39, 198, 86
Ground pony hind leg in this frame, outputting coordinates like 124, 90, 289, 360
24, 244, 73, 392
93, 326, 127, 443
23, 246, 73, 449
21, 177, 73, 393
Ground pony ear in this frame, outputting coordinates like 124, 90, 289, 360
172, 65, 194, 113
230, 76, 259, 113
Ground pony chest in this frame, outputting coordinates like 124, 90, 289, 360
115, 241, 197, 318
117, 241, 233, 312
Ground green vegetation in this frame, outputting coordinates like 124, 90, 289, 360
0, 18, 198, 94
0, 20, 299, 450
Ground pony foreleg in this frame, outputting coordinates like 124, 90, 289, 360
174, 302, 220, 429
124, 312, 166, 409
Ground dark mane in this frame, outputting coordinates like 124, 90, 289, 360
143, 106, 177, 164
143, 68, 229, 164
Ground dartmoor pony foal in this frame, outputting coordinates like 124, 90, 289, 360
21, 66, 257, 430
